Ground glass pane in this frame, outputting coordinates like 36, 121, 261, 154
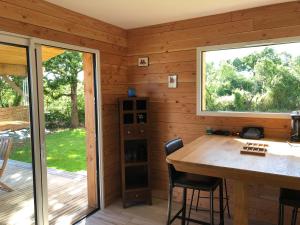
0, 44, 36, 224
41, 46, 98, 225
202, 42, 300, 113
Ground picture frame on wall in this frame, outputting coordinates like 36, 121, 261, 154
138, 57, 149, 67
168, 74, 177, 88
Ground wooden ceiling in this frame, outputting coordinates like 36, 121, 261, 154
0, 45, 64, 76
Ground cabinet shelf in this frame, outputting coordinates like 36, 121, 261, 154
125, 162, 148, 167
124, 187, 150, 193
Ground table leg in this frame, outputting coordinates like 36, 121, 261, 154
233, 181, 248, 225
182, 187, 187, 225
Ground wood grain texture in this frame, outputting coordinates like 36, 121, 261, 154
233, 181, 249, 225
167, 135, 300, 189
78, 198, 279, 225
83, 53, 98, 208
127, 2, 298, 223
0, 1, 126, 47
1, 1, 299, 221
0, 161, 93, 225
0, 0, 127, 207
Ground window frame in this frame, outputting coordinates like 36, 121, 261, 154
196, 36, 300, 119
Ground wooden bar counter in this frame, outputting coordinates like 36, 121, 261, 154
166, 135, 300, 225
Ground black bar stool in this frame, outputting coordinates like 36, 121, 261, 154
165, 138, 224, 225
278, 188, 300, 225
188, 179, 231, 220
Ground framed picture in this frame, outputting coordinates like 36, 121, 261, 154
168, 74, 177, 88
138, 57, 149, 67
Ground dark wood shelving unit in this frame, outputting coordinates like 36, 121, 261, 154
119, 97, 152, 208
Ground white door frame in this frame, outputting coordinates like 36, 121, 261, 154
0, 31, 104, 225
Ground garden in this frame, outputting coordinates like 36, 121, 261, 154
1, 50, 87, 172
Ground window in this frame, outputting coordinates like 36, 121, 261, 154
197, 38, 300, 118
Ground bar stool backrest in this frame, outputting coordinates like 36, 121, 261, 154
164, 138, 184, 186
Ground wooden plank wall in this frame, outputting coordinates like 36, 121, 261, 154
0, 0, 128, 206
1, 0, 300, 223
127, 2, 300, 224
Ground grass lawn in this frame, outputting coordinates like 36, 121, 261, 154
10, 128, 87, 172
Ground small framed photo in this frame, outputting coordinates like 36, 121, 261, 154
168, 74, 177, 88
138, 57, 149, 67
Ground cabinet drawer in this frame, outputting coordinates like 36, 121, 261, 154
124, 126, 135, 138
136, 126, 147, 137
124, 190, 149, 203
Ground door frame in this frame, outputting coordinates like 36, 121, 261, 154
0, 31, 104, 225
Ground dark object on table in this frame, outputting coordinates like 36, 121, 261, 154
291, 111, 300, 142
206, 128, 213, 135
213, 130, 231, 136
231, 131, 240, 136
240, 127, 264, 139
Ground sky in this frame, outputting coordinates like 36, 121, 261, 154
205, 42, 300, 65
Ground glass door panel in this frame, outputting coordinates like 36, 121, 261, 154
39, 46, 99, 225
0, 43, 36, 225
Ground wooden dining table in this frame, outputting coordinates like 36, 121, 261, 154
166, 135, 300, 225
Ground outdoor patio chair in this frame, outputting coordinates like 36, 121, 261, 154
0, 136, 13, 192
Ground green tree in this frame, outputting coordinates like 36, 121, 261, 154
43, 51, 83, 128
205, 46, 300, 113
0, 76, 24, 107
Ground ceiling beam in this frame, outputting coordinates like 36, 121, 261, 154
0, 63, 27, 76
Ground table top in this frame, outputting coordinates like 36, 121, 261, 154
0, 120, 29, 131
167, 135, 300, 189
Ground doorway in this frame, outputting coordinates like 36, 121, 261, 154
0, 33, 102, 225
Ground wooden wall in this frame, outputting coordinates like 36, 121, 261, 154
0, 0, 127, 206
127, 1, 300, 224
1, 0, 300, 223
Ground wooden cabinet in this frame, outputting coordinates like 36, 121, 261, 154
119, 97, 152, 208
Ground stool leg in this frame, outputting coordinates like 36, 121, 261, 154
224, 179, 231, 218
278, 203, 284, 225
167, 185, 173, 225
182, 187, 187, 225
210, 191, 214, 225
292, 208, 298, 225
196, 190, 200, 212
187, 189, 195, 225
219, 182, 224, 225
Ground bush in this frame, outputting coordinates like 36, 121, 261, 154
45, 110, 71, 129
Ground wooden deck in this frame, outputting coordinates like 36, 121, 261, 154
0, 160, 93, 225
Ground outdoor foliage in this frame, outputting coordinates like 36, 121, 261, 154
205, 47, 300, 112
43, 50, 85, 129
44, 83, 85, 129
0, 76, 24, 107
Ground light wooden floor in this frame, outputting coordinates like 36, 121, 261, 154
0, 160, 94, 225
77, 198, 273, 225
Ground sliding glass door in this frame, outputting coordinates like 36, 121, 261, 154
37, 45, 99, 225
0, 33, 101, 225
0, 42, 36, 224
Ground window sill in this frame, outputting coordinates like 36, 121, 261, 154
197, 111, 290, 119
